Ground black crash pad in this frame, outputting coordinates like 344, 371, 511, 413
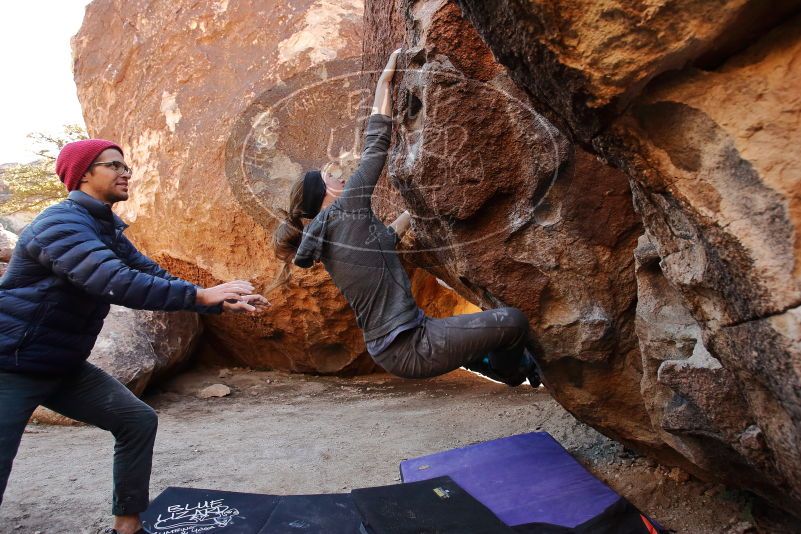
351, 475, 514, 534
257, 493, 362, 534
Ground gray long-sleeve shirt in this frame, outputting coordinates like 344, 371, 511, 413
294, 114, 420, 344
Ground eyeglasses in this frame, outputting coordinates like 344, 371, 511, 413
90, 160, 133, 175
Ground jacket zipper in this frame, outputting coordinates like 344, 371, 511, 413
14, 332, 30, 366
13, 303, 48, 366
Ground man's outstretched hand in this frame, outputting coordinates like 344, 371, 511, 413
196, 280, 254, 306
196, 281, 271, 312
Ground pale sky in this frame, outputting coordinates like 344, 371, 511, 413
0, 1, 92, 164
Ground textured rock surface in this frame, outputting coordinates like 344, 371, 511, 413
633, 233, 764, 487
93, 306, 203, 392
457, 0, 801, 515
457, 0, 801, 143
32, 305, 202, 425
73, 0, 376, 374
610, 16, 801, 514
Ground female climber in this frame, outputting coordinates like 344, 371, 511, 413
270, 49, 540, 387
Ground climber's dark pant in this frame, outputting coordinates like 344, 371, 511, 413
0, 361, 157, 516
373, 307, 530, 379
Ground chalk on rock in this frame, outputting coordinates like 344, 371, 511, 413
198, 384, 231, 398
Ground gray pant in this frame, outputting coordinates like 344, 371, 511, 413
0, 362, 158, 516
373, 307, 530, 379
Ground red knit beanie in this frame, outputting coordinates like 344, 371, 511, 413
55, 139, 124, 191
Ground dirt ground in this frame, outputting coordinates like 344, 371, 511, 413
2, 366, 760, 533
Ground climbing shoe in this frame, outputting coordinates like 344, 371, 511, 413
526, 362, 542, 388
466, 354, 527, 387
522, 348, 542, 389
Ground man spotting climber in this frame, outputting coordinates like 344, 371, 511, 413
0, 139, 269, 534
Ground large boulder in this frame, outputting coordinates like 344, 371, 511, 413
364, 0, 665, 456
453, 0, 801, 515
89, 306, 203, 394
72, 0, 375, 374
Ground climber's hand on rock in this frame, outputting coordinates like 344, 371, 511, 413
373, 49, 401, 115
379, 48, 402, 83
223, 294, 271, 313
389, 210, 412, 239
196, 280, 254, 306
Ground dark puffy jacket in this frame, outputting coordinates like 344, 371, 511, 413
0, 191, 218, 374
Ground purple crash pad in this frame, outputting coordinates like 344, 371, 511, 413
400, 432, 622, 528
